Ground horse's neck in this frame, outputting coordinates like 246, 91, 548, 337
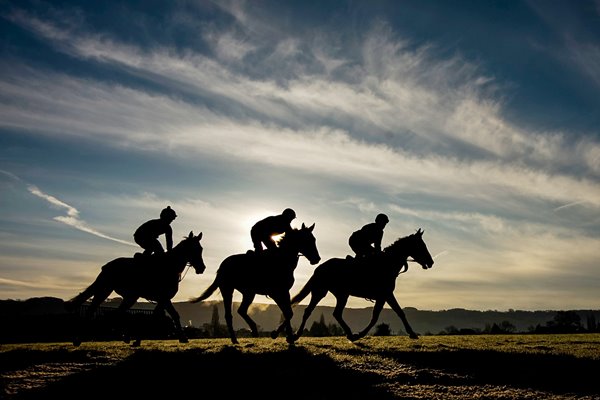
273, 243, 300, 265
384, 241, 409, 265
162, 248, 187, 273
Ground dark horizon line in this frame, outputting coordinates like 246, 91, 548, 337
2, 296, 599, 313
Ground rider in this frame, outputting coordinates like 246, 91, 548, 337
134, 206, 177, 256
250, 208, 296, 253
348, 213, 389, 259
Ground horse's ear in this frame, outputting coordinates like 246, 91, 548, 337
308, 223, 315, 232
197, 232, 203, 240
416, 228, 423, 236
188, 231, 194, 239
302, 223, 306, 229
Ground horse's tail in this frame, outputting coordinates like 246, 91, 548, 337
291, 275, 315, 305
64, 282, 95, 312
190, 275, 220, 303
64, 261, 114, 312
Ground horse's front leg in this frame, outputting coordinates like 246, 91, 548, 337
387, 295, 418, 339
332, 295, 356, 341
271, 293, 295, 344
272, 314, 287, 339
356, 299, 385, 339
237, 293, 259, 337
162, 300, 188, 343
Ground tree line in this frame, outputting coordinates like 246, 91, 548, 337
1, 298, 598, 343
184, 307, 600, 339
438, 310, 598, 335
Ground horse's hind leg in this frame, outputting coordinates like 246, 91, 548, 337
162, 301, 188, 343
271, 293, 295, 344
293, 288, 327, 339
221, 287, 238, 344
273, 287, 327, 339
355, 299, 385, 340
237, 293, 259, 337
332, 295, 356, 341
71, 284, 113, 346
387, 295, 418, 339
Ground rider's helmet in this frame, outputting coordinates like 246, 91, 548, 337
282, 208, 296, 220
375, 213, 389, 225
160, 206, 177, 221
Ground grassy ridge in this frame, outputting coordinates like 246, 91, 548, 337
2, 334, 599, 399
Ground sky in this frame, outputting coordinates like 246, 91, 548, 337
0, 0, 599, 312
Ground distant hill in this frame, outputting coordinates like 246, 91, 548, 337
170, 300, 600, 335
1, 297, 599, 342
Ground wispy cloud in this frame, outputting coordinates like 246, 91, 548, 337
27, 185, 136, 247
0, 169, 23, 182
0, 276, 70, 290
2, 68, 599, 213
553, 200, 588, 212
6, 8, 600, 179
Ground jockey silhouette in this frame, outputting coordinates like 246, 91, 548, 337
251, 208, 296, 252
348, 213, 389, 259
134, 206, 177, 256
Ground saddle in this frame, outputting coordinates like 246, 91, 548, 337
345, 252, 384, 267
133, 252, 166, 270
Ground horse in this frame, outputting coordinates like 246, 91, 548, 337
190, 223, 321, 345
64, 231, 206, 346
277, 228, 434, 341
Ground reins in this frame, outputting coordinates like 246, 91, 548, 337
398, 258, 417, 275
179, 263, 192, 282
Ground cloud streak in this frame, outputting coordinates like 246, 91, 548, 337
6, 8, 600, 178
27, 185, 136, 247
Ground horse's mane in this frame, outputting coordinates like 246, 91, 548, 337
383, 233, 414, 254
173, 236, 190, 249
275, 228, 298, 247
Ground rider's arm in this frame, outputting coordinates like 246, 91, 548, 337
165, 225, 173, 251
374, 229, 383, 252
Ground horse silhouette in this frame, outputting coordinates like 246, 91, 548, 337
275, 229, 433, 341
190, 223, 321, 344
65, 231, 206, 346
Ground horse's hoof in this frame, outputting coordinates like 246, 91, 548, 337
131, 339, 141, 347
73, 339, 81, 347
286, 336, 296, 345
270, 330, 278, 339
179, 337, 189, 344
122, 335, 131, 344
348, 334, 360, 342
409, 333, 419, 340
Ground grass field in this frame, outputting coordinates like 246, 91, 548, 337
1, 334, 599, 400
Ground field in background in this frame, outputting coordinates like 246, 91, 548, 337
1, 334, 599, 399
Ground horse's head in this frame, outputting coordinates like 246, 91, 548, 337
284, 223, 321, 265
408, 229, 434, 270
181, 231, 206, 274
